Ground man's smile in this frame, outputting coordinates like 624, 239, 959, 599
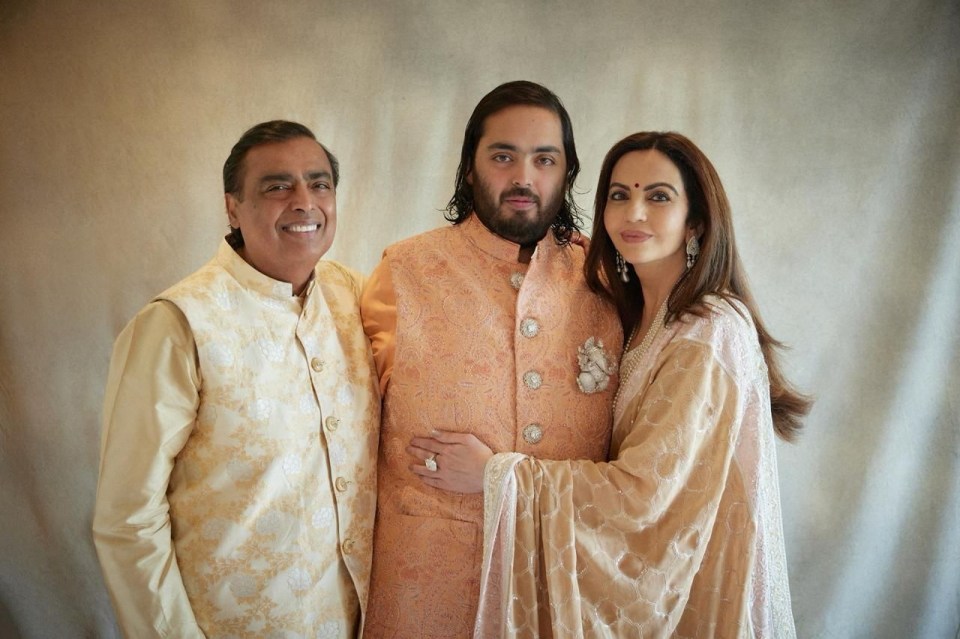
281, 222, 320, 233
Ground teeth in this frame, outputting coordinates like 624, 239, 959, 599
287, 224, 318, 233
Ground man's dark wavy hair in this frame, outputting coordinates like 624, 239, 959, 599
444, 81, 583, 245
222, 120, 339, 249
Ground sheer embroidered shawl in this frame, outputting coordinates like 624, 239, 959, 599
476, 298, 796, 638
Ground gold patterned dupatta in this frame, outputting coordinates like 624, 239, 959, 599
476, 298, 796, 638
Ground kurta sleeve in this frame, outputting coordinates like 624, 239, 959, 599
359, 258, 396, 395
479, 337, 747, 638
93, 300, 205, 639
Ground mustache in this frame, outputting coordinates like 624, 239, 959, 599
500, 187, 540, 203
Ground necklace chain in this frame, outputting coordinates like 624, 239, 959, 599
613, 301, 669, 413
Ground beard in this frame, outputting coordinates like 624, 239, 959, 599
471, 175, 563, 246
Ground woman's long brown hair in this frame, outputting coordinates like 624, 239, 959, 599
585, 132, 811, 441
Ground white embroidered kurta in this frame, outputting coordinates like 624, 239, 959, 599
94, 241, 380, 639
478, 296, 796, 638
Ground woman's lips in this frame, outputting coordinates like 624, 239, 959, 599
620, 231, 652, 243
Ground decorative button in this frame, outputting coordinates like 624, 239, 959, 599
522, 371, 543, 390
522, 423, 543, 444
510, 272, 525, 290
334, 477, 350, 492
342, 537, 355, 555
311, 358, 325, 372
325, 415, 340, 431
520, 318, 540, 338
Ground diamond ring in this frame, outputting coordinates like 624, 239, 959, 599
425, 454, 438, 472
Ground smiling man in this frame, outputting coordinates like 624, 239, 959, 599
360, 82, 623, 637
94, 121, 380, 638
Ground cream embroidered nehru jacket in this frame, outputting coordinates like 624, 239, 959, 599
360, 215, 622, 638
94, 241, 380, 638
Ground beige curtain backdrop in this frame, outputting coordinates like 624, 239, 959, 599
1, 1, 957, 637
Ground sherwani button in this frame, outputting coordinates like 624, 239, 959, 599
325, 416, 340, 431
335, 477, 350, 492
510, 272, 525, 290
522, 423, 544, 444
520, 318, 540, 338
311, 358, 325, 372
342, 538, 355, 555
523, 371, 543, 390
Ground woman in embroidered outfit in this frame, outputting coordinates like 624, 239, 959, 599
409, 131, 810, 638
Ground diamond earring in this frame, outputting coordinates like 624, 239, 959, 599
686, 236, 700, 268
615, 251, 629, 282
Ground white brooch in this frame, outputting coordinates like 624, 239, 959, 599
576, 337, 616, 394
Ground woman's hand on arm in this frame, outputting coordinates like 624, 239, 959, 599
408, 430, 494, 494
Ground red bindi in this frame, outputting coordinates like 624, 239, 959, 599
634, 183, 640, 188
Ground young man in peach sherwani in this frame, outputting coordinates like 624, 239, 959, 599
361, 81, 622, 637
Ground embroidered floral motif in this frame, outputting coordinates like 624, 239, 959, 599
286, 566, 313, 592
576, 337, 616, 394
143, 252, 378, 636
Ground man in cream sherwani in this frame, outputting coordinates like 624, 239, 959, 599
94, 120, 379, 638
361, 81, 623, 637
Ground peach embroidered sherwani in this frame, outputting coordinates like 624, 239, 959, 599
94, 241, 379, 639
477, 297, 796, 638
360, 216, 622, 638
